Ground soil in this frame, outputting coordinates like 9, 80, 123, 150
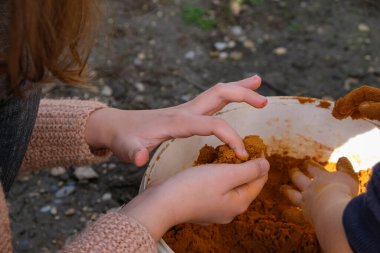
7, 0, 380, 252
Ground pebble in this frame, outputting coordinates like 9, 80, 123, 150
273, 47, 288, 56
208, 51, 220, 58
180, 94, 192, 102
243, 40, 256, 51
101, 85, 113, 96
229, 51, 243, 61
137, 52, 146, 60
230, 26, 243, 37
50, 167, 66, 177
50, 206, 58, 216
65, 208, 76, 216
55, 185, 76, 198
108, 163, 117, 169
134, 82, 146, 92
214, 42, 228, 51
219, 52, 229, 60
101, 192, 113, 201
358, 23, 370, 33
227, 41, 236, 48
74, 166, 99, 180
40, 205, 52, 213
184, 51, 195, 60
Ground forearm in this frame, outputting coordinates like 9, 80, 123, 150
313, 197, 352, 253
21, 99, 112, 172
60, 211, 156, 253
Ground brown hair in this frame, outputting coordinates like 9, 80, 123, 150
3, 0, 97, 91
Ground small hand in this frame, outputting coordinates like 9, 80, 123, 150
120, 158, 270, 241
85, 75, 267, 166
332, 85, 380, 120
282, 158, 358, 253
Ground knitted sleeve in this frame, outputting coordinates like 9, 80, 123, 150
59, 211, 157, 253
20, 99, 112, 172
343, 163, 380, 252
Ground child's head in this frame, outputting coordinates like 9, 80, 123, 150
2, 0, 98, 91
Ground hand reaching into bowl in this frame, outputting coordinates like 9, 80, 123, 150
332, 85, 380, 120
282, 158, 358, 253
84, 75, 267, 166
121, 158, 270, 242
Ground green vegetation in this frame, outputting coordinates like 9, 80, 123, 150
181, 5, 217, 30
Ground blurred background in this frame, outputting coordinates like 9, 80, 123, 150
8, 0, 380, 252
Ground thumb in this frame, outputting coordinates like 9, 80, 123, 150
221, 158, 270, 189
359, 101, 380, 121
113, 137, 149, 167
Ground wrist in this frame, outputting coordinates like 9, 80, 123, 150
119, 187, 177, 242
85, 107, 118, 149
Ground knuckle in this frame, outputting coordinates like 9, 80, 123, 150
213, 83, 227, 94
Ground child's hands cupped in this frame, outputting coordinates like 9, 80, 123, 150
120, 158, 270, 242
85, 75, 267, 166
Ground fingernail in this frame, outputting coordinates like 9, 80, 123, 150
257, 158, 270, 175
237, 148, 249, 160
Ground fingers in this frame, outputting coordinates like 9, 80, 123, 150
234, 174, 268, 203
281, 185, 303, 206
188, 76, 267, 115
336, 157, 358, 182
305, 160, 328, 178
290, 168, 311, 191
218, 158, 270, 190
359, 101, 380, 121
229, 75, 262, 89
332, 85, 380, 119
113, 136, 149, 167
175, 115, 248, 158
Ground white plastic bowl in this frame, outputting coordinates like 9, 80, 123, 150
139, 96, 380, 253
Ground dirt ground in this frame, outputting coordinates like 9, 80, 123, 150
8, 0, 380, 252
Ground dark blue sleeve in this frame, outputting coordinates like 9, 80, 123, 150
343, 163, 380, 253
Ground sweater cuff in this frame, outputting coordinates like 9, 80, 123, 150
21, 99, 112, 172
343, 194, 380, 253
60, 211, 156, 253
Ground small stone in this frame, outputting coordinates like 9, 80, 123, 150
364, 55, 372, 61
50, 206, 57, 216
344, 78, 359, 91
55, 185, 76, 198
358, 23, 370, 33
50, 167, 66, 177
208, 51, 220, 58
229, 51, 243, 61
227, 41, 236, 48
273, 47, 288, 56
184, 51, 195, 60
101, 193, 112, 201
134, 82, 146, 92
219, 52, 229, 60
18, 175, 30, 182
243, 40, 256, 51
65, 208, 76, 216
180, 94, 192, 102
214, 42, 228, 51
40, 205, 52, 213
108, 163, 117, 169
137, 52, 146, 60
101, 85, 113, 96
74, 166, 99, 180
230, 26, 243, 36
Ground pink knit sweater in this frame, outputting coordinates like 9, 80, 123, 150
0, 99, 156, 253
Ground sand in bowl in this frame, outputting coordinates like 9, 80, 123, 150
163, 135, 371, 253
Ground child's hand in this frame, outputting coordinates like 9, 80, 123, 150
85, 75, 267, 166
332, 85, 380, 120
282, 158, 357, 253
120, 158, 270, 242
